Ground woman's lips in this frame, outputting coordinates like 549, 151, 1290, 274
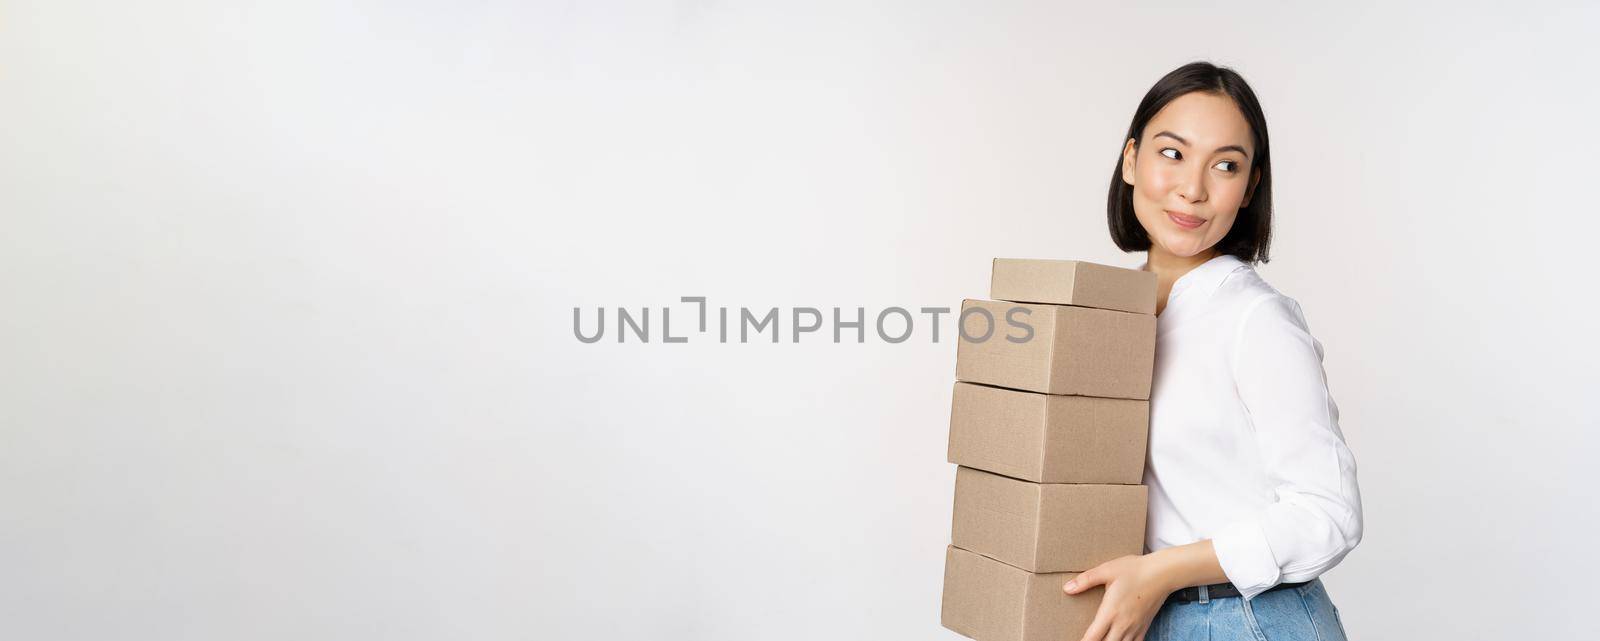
1166, 210, 1205, 229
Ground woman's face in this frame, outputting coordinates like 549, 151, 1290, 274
1121, 91, 1261, 259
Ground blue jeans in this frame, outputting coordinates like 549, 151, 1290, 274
1150, 578, 1348, 641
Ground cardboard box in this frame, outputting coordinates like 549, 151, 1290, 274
941, 545, 1100, 641
955, 299, 1156, 400
991, 258, 1158, 315
948, 382, 1148, 484
950, 467, 1147, 573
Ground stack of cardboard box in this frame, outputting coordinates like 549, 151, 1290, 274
941, 259, 1159, 641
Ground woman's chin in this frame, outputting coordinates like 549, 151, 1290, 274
1153, 236, 1214, 259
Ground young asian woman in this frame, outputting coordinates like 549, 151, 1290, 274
1059, 62, 1363, 641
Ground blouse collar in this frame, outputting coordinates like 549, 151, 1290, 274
1140, 252, 1249, 313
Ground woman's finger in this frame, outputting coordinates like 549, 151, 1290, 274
1064, 567, 1104, 594
1076, 607, 1113, 641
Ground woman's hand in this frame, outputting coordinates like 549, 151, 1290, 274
1062, 553, 1173, 641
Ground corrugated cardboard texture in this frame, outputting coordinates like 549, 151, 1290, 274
991, 258, 1158, 315
955, 300, 1157, 399
941, 546, 1101, 641
951, 467, 1147, 573
948, 382, 1148, 484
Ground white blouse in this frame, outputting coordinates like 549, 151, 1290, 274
1140, 253, 1363, 600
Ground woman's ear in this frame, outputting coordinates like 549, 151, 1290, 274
1242, 166, 1262, 207
1120, 138, 1137, 186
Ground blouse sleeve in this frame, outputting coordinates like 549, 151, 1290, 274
1209, 293, 1364, 600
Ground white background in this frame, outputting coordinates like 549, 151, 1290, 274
3, 1, 1597, 639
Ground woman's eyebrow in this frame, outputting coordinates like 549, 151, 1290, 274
1153, 130, 1251, 158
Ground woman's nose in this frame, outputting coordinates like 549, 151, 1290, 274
1175, 167, 1207, 202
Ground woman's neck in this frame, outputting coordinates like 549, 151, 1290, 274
1145, 247, 1220, 316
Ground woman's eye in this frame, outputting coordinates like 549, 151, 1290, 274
1160, 148, 1181, 160
1215, 160, 1237, 172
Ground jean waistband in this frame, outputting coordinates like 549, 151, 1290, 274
1166, 580, 1311, 603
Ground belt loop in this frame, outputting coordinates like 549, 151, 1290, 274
1198, 585, 1209, 604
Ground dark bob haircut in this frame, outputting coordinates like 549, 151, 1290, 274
1107, 61, 1273, 264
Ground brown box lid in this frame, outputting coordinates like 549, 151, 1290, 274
991, 258, 1158, 315
941, 545, 1101, 641
954, 299, 1157, 400
950, 467, 1147, 573
948, 382, 1148, 484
